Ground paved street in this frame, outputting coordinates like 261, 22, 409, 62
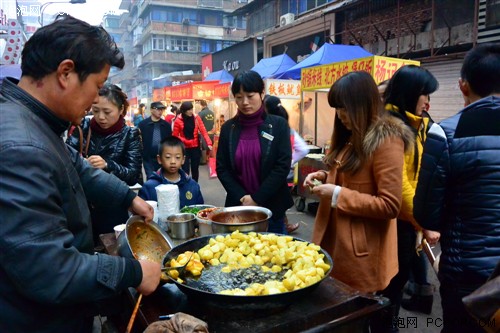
198, 163, 443, 333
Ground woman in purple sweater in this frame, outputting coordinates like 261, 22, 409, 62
216, 71, 293, 234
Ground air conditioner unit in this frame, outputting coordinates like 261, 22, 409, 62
280, 13, 295, 27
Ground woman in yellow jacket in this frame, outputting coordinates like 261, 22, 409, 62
373, 65, 440, 332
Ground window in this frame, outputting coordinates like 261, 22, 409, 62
166, 37, 198, 53
152, 36, 164, 51
486, 0, 500, 27
237, 16, 246, 29
167, 10, 182, 23
143, 40, 152, 55
199, 10, 221, 25
151, 10, 167, 21
104, 18, 120, 29
110, 33, 121, 43
182, 10, 197, 25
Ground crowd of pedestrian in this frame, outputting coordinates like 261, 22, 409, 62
1, 14, 498, 333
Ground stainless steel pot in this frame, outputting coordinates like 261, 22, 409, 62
117, 215, 172, 262
166, 213, 196, 239
210, 206, 271, 234
117, 215, 173, 283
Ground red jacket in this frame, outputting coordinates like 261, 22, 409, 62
172, 114, 212, 149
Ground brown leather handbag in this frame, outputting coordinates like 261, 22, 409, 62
462, 260, 500, 333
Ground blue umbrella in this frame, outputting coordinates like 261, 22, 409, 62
251, 54, 297, 79
275, 44, 372, 80
204, 69, 234, 83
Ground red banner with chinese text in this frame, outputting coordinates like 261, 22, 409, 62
170, 81, 218, 102
213, 82, 231, 99
152, 88, 165, 102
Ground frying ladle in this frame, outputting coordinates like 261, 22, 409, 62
161, 253, 194, 275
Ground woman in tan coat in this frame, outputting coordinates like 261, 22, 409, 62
304, 71, 413, 294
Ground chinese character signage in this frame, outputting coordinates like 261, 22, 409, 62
170, 81, 217, 102
265, 79, 301, 100
214, 82, 231, 99
164, 87, 171, 100
301, 56, 420, 91
170, 84, 192, 101
193, 81, 216, 100
152, 88, 165, 102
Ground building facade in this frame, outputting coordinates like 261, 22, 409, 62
228, 0, 500, 122
113, 0, 247, 107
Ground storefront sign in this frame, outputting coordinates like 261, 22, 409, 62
128, 97, 138, 107
214, 82, 231, 99
164, 87, 171, 100
301, 56, 420, 91
212, 38, 259, 77
170, 81, 218, 102
170, 84, 192, 101
265, 79, 301, 99
223, 60, 240, 72
152, 88, 165, 102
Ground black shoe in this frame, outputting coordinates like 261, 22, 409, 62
401, 295, 433, 315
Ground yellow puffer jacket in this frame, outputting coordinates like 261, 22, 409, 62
399, 110, 430, 228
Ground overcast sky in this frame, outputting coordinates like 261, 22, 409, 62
39, 0, 125, 25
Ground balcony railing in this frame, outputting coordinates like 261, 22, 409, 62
141, 50, 202, 64
141, 21, 246, 40
198, 0, 222, 8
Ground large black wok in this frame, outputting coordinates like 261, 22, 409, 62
162, 233, 333, 311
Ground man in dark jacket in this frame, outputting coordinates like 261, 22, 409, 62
138, 101, 172, 178
414, 43, 500, 333
198, 99, 215, 145
0, 16, 161, 333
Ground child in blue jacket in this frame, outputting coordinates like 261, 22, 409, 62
139, 136, 204, 208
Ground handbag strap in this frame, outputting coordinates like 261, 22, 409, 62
84, 127, 92, 157
76, 126, 83, 155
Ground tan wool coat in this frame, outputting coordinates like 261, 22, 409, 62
312, 116, 414, 293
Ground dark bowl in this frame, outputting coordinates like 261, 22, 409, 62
162, 232, 333, 311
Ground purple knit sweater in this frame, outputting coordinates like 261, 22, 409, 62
235, 106, 265, 194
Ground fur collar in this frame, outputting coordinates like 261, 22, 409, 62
363, 114, 415, 156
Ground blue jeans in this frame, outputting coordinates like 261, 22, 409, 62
407, 249, 432, 294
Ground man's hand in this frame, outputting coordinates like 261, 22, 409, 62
129, 196, 154, 222
136, 260, 161, 295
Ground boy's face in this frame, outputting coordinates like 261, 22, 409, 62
157, 145, 185, 176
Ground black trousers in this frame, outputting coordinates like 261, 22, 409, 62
182, 147, 201, 182
143, 157, 160, 180
371, 220, 416, 332
440, 281, 486, 333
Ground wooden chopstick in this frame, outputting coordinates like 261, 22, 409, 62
126, 293, 143, 333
